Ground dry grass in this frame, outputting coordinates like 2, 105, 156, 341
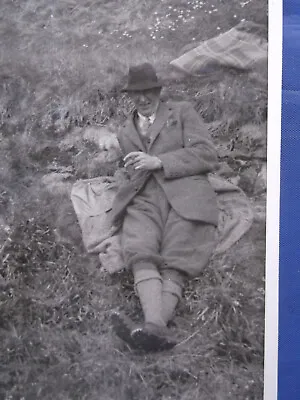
0, 196, 265, 399
0, 0, 267, 399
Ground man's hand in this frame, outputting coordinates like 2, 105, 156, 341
124, 152, 163, 171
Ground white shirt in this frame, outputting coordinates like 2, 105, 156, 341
137, 112, 156, 136
136, 111, 163, 169
137, 112, 156, 125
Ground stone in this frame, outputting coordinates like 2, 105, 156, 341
253, 196, 267, 221
217, 161, 235, 178
228, 175, 241, 186
238, 123, 267, 159
254, 162, 267, 194
238, 166, 258, 195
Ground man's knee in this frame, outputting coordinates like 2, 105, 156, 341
121, 211, 161, 268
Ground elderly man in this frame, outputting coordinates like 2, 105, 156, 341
109, 62, 219, 352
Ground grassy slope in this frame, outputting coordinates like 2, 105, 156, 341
0, 1, 267, 399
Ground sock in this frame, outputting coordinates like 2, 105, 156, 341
161, 292, 179, 324
136, 278, 166, 327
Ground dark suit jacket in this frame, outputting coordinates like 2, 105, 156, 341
111, 100, 219, 226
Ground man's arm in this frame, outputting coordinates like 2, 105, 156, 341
158, 102, 218, 179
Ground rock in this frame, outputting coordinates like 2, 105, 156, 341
60, 126, 122, 163
239, 123, 266, 145
216, 142, 230, 158
217, 162, 235, 178
238, 123, 267, 159
254, 162, 267, 194
228, 176, 241, 186
253, 196, 267, 221
238, 166, 258, 195
83, 126, 113, 144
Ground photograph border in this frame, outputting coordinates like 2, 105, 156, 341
277, 0, 300, 399
264, 0, 282, 399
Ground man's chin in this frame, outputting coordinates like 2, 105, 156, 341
138, 109, 152, 116
137, 104, 156, 115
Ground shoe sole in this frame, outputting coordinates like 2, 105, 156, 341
131, 328, 177, 352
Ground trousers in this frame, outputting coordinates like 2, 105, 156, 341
121, 177, 217, 291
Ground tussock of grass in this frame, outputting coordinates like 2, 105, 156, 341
1, 0, 267, 398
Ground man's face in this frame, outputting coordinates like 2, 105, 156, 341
129, 88, 161, 117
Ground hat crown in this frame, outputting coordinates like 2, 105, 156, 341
128, 63, 158, 84
122, 63, 162, 92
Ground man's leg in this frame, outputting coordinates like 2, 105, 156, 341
119, 184, 178, 351
131, 265, 178, 352
161, 208, 217, 323
121, 191, 166, 327
111, 263, 166, 348
133, 263, 165, 327
162, 208, 217, 277
160, 269, 185, 325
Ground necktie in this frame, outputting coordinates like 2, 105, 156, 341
140, 117, 152, 136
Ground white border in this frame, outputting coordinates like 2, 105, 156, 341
264, 0, 282, 399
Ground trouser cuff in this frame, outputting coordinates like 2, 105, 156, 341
132, 262, 162, 291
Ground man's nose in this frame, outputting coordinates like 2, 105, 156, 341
138, 93, 147, 102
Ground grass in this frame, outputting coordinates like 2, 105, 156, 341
1, 0, 267, 399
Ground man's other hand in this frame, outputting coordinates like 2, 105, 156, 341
124, 152, 162, 171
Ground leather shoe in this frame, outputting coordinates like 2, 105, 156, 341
111, 311, 136, 348
131, 322, 177, 352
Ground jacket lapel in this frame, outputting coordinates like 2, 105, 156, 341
124, 112, 146, 152
147, 101, 172, 151
123, 101, 172, 152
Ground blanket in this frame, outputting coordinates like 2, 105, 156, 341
71, 172, 254, 274
170, 21, 268, 76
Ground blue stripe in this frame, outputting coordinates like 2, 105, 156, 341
279, 2, 300, 398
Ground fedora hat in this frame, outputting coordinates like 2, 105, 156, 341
121, 63, 162, 92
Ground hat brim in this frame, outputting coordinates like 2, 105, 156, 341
121, 81, 162, 92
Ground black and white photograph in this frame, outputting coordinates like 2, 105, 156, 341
0, 1, 268, 399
